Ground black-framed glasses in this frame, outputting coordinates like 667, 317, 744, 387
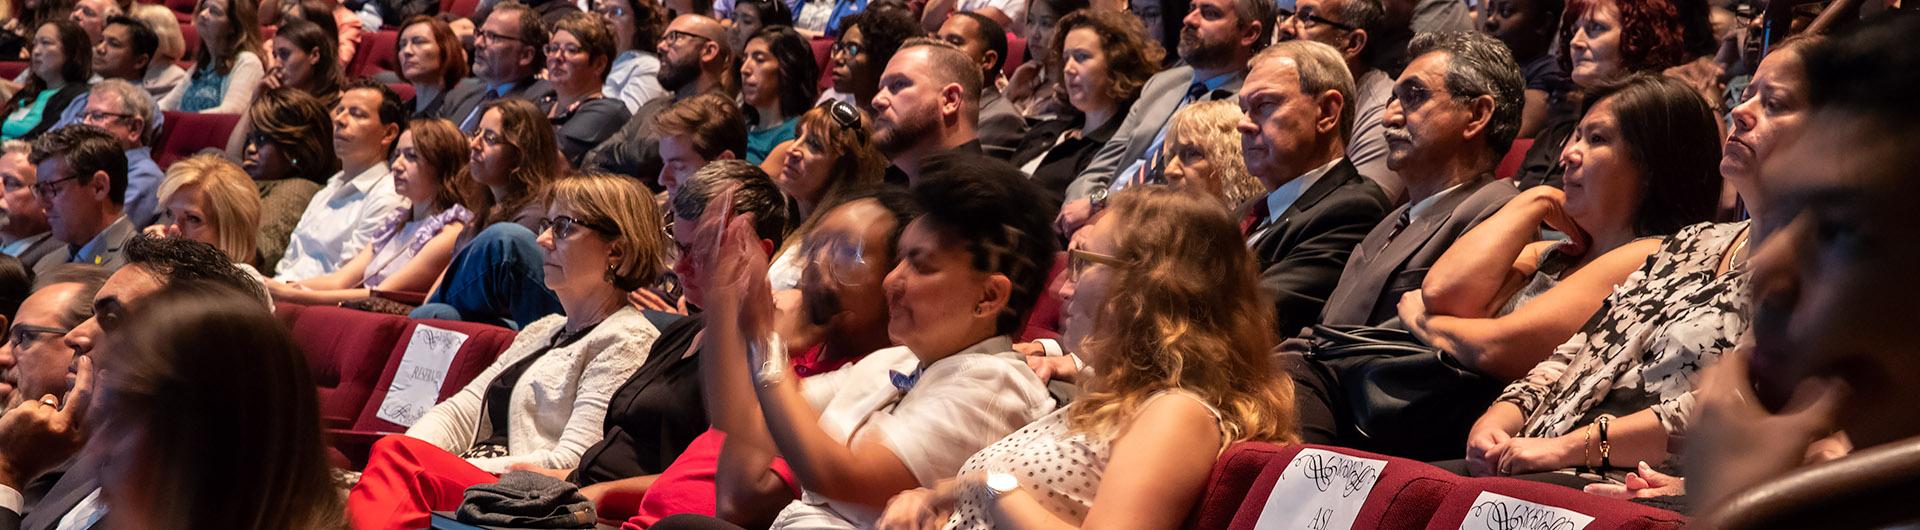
1066, 247, 1128, 282
818, 99, 861, 130
80, 110, 136, 125
9, 323, 70, 350
662, 30, 712, 47
475, 29, 524, 45
539, 215, 617, 238
1277, 7, 1357, 31
543, 43, 586, 56
829, 41, 865, 58
32, 174, 82, 198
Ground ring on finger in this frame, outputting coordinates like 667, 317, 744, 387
39, 397, 57, 407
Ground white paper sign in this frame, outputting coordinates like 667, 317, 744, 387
1252, 448, 1388, 530
1457, 491, 1596, 530
374, 325, 470, 426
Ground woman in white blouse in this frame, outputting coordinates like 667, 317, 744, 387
875, 187, 1299, 530
594, 0, 669, 113
347, 173, 673, 530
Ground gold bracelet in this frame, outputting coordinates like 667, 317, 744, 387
1584, 423, 1595, 471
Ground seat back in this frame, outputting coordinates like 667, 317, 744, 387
1003, 32, 1026, 78
178, 22, 200, 62
1708, 437, 1920, 529
1424, 477, 1688, 530
287, 305, 413, 426
348, 29, 401, 78
446, 0, 483, 18
0, 62, 25, 82
349, 319, 519, 433
153, 111, 242, 169
1185, 443, 1460, 530
1496, 138, 1535, 180
812, 36, 835, 92
386, 82, 417, 103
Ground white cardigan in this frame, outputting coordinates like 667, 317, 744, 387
404, 306, 658, 474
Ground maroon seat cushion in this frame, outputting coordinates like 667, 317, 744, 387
349, 319, 519, 433
348, 29, 401, 78
154, 112, 242, 169
289, 305, 411, 426
1425, 477, 1688, 530
1185, 443, 1460, 530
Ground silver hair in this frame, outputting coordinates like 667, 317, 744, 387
1409, 31, 1525, 156
89, 79, 160, 147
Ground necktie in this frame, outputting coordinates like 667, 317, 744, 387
1379, 210, 1412, 252
1130, 82, 1215, 188
1183, 82, 1211, 105
461, 87, 504, 132
1241, 198, 1271, 237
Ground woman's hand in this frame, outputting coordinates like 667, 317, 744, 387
1517, 186, 1589, 256
1493, 433, 1582, 475
263, 65, 286, 89
1685, 344, 1847, 508
1464, 403, 1526, 476
875, 477, 968, 530
1584, 461, 1685, 499
140, 224, 170, 238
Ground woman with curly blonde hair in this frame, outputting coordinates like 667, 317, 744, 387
1162, 99, 1264, 209
877, 187, 1297, 530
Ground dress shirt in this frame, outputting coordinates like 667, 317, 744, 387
123, 147, 164, 227
1116, 71, 1239, 190
1262, 157, 1341, 226
274, 164, 407, 281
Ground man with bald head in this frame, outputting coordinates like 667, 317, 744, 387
583, 14, 734, 186
870, 39, 984, 185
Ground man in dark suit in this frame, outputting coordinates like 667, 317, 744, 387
1284, 31, 1525, 446
1237, 41, 1391, 336
1055, 0, 1277, 235
0, 237, 263, 530
442, 1, 557, 133
30, 127, 132, 270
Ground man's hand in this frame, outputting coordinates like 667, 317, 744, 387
1055, 198, 1093, 237
0, 355, 95, 489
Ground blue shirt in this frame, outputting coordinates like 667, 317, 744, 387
125, 147, 165, 228
746, 117, 799, 165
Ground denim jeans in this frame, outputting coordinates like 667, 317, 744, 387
411, 223, 563, 329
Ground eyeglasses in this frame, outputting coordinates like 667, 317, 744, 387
828, 41, 865, 58
662, 30, 712, 47
818, 99, 861, 130
800, 235, 870, 286
32, 174, 82, 198
80, 110, 136, 125
543, 43, 586, 56
539, 215, 617, 239
1277, 8, 1357, 31
475, 29, 523, 45
1066, 247, 1127, 282
593, 5, 627, 17
8, 323, 70, 350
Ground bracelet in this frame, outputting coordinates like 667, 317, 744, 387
1583, 423, 1595, 472
749, 333, 789, 388
1596, 415, 1613, 470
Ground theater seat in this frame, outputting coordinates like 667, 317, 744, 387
1185, 443, 1460, 530
328, 319, 518, 467
348, 29, 401, 78
386, 83, 416, 103
153, 111, 242, 169
813, 36, 835, 92
1424, 477, 1687, 530
1496, 138, 1534, 180
1017, 251, 1066, 342
1004, 32, 1025, 78
179, 23, 200, 63
447, 0, 482, 18
286, 305, 413, 427
1707, 436, 1920, 529
0, 62, 25, 83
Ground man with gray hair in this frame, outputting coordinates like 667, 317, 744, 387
1281, 31, 1524, 454
0, 142, 68, 274
1236, 40, 1391, 336
1277, 0, 1404, 203
75, 79, 164, 228
870, 39, 985, 185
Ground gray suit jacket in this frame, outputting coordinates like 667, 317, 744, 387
15, 233, 69, 278
1319, 175, 1518, 326
1, 451, 100, 530
67, 217, 133, 270
440, 77, 556, 133
1064, 65, 1245, 201
977, 87, 1026, 160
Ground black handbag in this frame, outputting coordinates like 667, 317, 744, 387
1302, 324, 1507, 461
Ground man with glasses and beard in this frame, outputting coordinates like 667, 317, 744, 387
443, 1, 556, 133
585, 14, 735, 189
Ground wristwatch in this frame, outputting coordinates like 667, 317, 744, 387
985, 472, 1019, 500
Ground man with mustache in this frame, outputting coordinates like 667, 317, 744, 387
1056, 0, 1275, 235
584, 14, 734, 189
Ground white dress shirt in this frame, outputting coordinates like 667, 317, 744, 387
1262, 157, 1342, 226
273, 164, 408, 281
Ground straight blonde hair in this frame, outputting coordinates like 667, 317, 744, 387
547, 173, 670, 292
158, 155, 261, 264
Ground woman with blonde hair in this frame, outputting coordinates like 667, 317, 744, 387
269, 118, 477, 305
151, 154, 265, 275
130, 4, 190, 99
1161, 100, 1263, 209
877, 187, 1297, 530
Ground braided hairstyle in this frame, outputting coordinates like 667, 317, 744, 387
911, 152, 1058, 335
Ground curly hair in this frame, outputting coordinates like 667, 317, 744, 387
475, 98, 562, 228
1066, 187, 1297, 444
1164, 100, 1262, 209
1050, 9, 1165, 107
1557, 0, 1695, 80
603, 0, 667, 53
247, 87, 338, 184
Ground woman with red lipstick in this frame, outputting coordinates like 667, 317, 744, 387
1006, 10, 1160, 207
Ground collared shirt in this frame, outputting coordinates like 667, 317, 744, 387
0, 237, 31, 257
1117, 70, 1240, 189
1407, 181, 1469, 221
1262, 158, 1342, 226
124, 147, 165, 228
53, 488, 104, 530
274, 164, 407, 281
71, 216, 130, 265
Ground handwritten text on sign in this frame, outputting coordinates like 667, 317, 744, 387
1252, 448, 1387, 530
375, 325, 471, 426
1458, 492, 1595, 530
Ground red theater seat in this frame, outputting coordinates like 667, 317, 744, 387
386, 82, 416, 103
1004, 32, 1025, 78
348, 29, 401, 78
1497, 138, 1534, 180
153, 111, 242, 169
286, 306, 413, 427
179, 23, 200, 62
447, 0, 483, 18
1424, 477, 1688, 530
1185, 443, 1461, 530
813, 36, 835, 92
0, 62, 25, 82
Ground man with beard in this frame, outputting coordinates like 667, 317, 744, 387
584, 14, 735, 189
870, 39, 985, 185
442, 1, 556, 133
1056, 0, 1275, 235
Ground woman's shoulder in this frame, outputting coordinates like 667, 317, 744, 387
1655, 220, 1748, 259
581, 307, 663, 347
261, 178, 324, 198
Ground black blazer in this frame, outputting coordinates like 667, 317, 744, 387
2, 451, 100, 530
1319, 175, 1520, 327
1245, 159, 1393, 336
1007, 107, 1127, 208
440, 77, 556, 133
570, 314, 709, 487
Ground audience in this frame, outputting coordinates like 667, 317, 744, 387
725, 0, 790, 52
269, 118, 472, 305
444, 0, 554, 133
0, 256, 25, 352
1159, 100, 1261, 209
151, 154, 267, 277
871, 39, 984, 185
66, 0, 120, 45
90, 17, 164, 97
935, 11, 1024, 159
1007, 9, 1159, 207
0, 141, 68, 272
274, 80, 405, 281
1401, 73, 1722, 381
1480, 0, 1566, 138
395, 16, 476, 118
32, 124, 132, 269
652, 93, 747, 198
1, 21, 90, 141
766, 101, 884, 291
581, 13, 733, 186
1058, 0, 1275, 234
737, 25, 816, 165
265, 19, 345, 104
161, 0, 264, 113
543, 12, 633, 167
126, 5, 189, 99
1000, 0, 1089, 119
0, 264, 102, 409
76, 79, 161, 228
0, 0, 75, 60
1276, 0, 1404, 202
241, 87, 331, 276
823, 8, 918, 109
350, 172, 671, 530
597, 0, 671, 113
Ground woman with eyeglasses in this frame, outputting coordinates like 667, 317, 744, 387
350, 172, 672, 530
0, 20, 89, 141
1008, 9, 1161, 207
875, 186, 1297, 530
765, 101, 883, 290
160, 0, 264, 113
597, 0, 669, 113
544, 13, 633, 168
241, 88, 332, 276
822, 8, 919, 109
267, 118, 478, 306
740, 25, 818, 165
